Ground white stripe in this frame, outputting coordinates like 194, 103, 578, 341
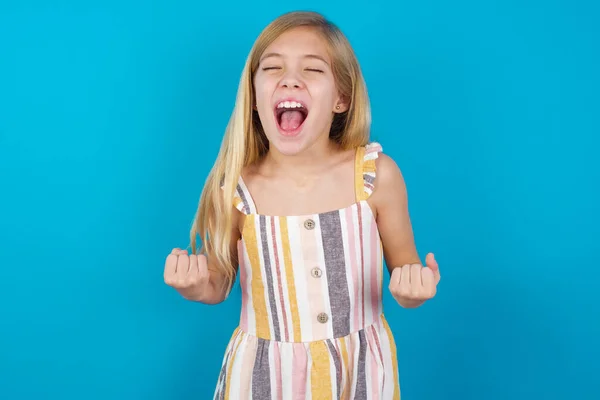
227, 334, 244, 397
351, 205, 363, 328
362, 205, 374, 325
274, 217, 293, 341
288, 216, 312, 341
268, 341, 278, 400
265, 216, 285, 340
379, 324, 396, 398
305, 343, 313, 400
280, 343, 293, 398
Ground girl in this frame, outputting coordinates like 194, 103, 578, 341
164, 10, 441, 400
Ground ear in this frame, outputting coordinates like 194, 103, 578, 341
333, 95, 350, 113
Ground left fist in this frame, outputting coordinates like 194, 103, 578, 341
389, 253, 440, 308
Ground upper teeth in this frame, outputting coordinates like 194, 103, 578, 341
277, 101, 304, 109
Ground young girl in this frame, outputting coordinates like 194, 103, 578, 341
164, 10, 440, 399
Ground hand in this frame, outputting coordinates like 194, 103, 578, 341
389, 253, 440, 308
164, 248, 210, 299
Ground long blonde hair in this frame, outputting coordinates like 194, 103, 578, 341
190, 11, 372, 292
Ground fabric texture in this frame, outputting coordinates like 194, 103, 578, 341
214, 143, 400, 399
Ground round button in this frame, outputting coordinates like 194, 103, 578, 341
311, 267, 322, 278
317, 312, 329, 323
304, 219, 315, 230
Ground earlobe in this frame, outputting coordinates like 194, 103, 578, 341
334, 95, 350, 113
334, 102, 349, 113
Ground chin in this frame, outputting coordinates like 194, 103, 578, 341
265, 127, 310, 156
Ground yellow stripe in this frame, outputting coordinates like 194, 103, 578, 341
224, 328, 243, 400
279, 217, 301, 341
354, 146, 366, 201
243, 215, 270, 339
233, 195, 243, 211
339, 337, 350, 400
382, 316, 400, 400
309, 341, 333, 399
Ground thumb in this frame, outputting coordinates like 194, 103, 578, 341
425, 253, 440, 279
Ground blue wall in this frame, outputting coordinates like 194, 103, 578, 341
1, 1, 598, 399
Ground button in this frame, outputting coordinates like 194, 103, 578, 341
304, 219, 315, 230
317, 312, 329, 323
311, 267, 322, 278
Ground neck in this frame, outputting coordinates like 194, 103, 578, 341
264, 138, 339, 177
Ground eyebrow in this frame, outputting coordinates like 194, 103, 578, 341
260, 52, 330, 65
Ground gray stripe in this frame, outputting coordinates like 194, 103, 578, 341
252, 338, 272, 399
236, 183, 250, 214
355, 330, 368, 399
326, 340, 342, 399
363, 173, 375, 185
260, 215, 281, 341
319, 210, 351, 337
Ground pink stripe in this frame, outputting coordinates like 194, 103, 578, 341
358, 203, 366, 327
273, 342, 283, 400
292, 343, 307, 399
238, 241, 248, 331
366, 329, 381, 399
370, 213, 380, 320
345, 207, 360, 331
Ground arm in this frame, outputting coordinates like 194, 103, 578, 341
370, 154, 440, 308
371, 154, 421, 271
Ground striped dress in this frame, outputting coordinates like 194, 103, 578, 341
214, 142, 400, 399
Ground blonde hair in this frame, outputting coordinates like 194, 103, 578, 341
190, 11, 372, 293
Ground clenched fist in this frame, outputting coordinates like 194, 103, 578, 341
164, 248, 210, 301
389, 253, 440, 308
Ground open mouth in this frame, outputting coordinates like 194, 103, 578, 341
274, 100, 308, 136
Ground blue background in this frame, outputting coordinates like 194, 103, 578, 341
1, 1, 598, 399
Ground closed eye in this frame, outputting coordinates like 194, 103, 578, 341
262, 66, 281, 71
306, 68, 324, 73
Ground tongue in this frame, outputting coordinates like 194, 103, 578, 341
280, 110, 304, 131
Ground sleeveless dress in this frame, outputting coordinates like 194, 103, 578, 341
214, 143, 400, 400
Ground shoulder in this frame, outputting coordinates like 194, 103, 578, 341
375, 153, 405, 188
359, 141, 405, 192
368, 146, 408, 210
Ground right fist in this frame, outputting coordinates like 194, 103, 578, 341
164, 248, 209, 295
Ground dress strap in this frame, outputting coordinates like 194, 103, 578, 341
354, 142, 383, 201
221, 176, 257, 215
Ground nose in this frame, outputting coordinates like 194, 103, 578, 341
280, 71, 303, 89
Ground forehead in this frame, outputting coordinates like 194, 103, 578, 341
262, 26, 331, 61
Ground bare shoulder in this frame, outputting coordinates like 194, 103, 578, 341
370, 153, 407, 210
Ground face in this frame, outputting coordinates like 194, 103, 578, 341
253, 26, 348, 156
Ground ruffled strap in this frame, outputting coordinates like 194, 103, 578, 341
221, 176, 257, 215
355, 142, 383, 201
